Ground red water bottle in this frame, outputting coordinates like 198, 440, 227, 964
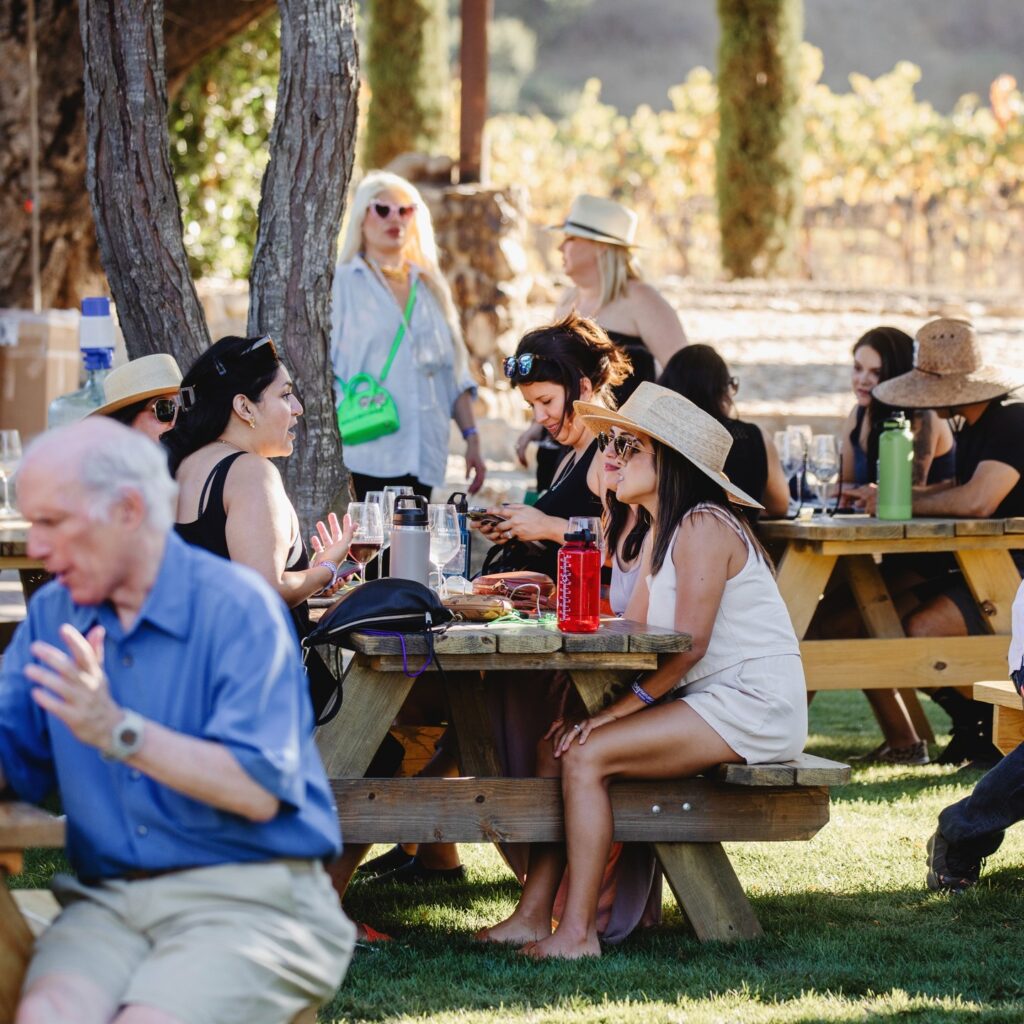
557, 529, 601, 633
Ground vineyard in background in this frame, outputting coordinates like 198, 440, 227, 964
173, 35, 1024, 293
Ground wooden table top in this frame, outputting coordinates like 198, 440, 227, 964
0, 518, 29, 550
349, 617, 692, 657
759, 514, 1024, 543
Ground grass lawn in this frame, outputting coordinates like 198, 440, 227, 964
12, 691, 1024, 1023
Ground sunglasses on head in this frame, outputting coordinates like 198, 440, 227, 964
503, 353, 543, 379
596, 431, 654, 461
371, 201, 416, 220
180, 336, 280, 411
147, 397, 178, 424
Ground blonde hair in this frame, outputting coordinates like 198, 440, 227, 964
596, 243, 642, 308
338, 170, 470, 375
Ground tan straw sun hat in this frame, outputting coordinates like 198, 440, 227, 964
872, 318, 1023, 409
547, 194, 645, 248
93, 353, 183, 417
574, 381, 763, 509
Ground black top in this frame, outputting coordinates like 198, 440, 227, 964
721, 419, 767, 522
606, 329, 655, 408
850, 405, 956, 486
175, 452, 312, 637
955, 400, 1024, 518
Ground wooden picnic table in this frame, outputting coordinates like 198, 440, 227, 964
759, 515, 1024, 741
315, 617, 848, 943
974, 679, 1024, 755
0, 520, 36, 574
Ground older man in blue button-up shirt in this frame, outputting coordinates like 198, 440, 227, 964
1, 419, 354, 1024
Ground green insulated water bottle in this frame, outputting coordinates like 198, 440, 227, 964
877, 417, 913, 520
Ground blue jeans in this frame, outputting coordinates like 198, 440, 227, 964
938, 742, 1024, 865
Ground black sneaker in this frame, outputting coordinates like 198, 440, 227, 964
356, 844, 414, 879
368, 857, 467, 886
926, 830, 981, 893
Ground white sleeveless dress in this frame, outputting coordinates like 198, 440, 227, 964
646, 504, 807, 764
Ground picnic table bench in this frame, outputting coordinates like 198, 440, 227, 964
974, 679, 1024, 755
316, 618, 850, 943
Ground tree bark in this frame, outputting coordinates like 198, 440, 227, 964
248, 0, 358, 527
79, 0, 208, 363
0, 0, 273, 312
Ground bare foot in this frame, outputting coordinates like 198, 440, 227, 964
521, 930, 600, 960
474, 912, 551, 945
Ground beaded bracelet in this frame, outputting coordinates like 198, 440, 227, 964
314, 560, 341, 596
462, 425, 479, 440
631, 678, 657, 706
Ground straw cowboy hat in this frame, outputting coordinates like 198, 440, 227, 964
547, 194, 645, 248
94, 353, 183, 417
574, 381, 763, 509
872, 318, 1024, 409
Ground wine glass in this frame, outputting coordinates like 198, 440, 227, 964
777, 428, 806, 515
568, 515, 605, 557
808, 434, 839, 515
379, 485, 413, 577
365, 491, 387, 579
0, 430, 22, 519
428, 503, 461, 596
347, 502, 384, 585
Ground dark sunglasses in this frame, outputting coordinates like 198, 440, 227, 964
503, 353, 543, 379
596, 431, 654, 461
147, 397, 178, 424
371, 201, 416, 220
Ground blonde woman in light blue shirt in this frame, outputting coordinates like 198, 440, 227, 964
330, 171, 484, 499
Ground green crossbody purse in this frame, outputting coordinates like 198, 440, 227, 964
335, 280, 418, 446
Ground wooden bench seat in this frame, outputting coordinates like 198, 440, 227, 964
335, 752, 849, 942
974, 679, 1024, 755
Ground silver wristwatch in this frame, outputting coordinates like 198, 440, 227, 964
104, 709, 146, 762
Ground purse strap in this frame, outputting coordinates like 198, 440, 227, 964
379, 278, 419, 384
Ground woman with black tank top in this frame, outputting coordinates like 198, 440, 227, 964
515, 196, 687, 486
657, 344, 790, 520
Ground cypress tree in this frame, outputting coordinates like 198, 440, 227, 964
716, 0, 803, 277
363, 0, 450, 169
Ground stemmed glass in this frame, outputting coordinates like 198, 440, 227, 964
347, 502, 384, 585
775, 428, 807, 516
0, 430, 22, 519
379, 485, 413, 578
808, 434, 840, 515
365, 491, 387, 579
428, 503, 461, 596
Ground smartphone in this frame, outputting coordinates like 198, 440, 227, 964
467, 508, 508, 526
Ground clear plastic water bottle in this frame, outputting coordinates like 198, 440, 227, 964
556, 528, 601, 634
48, 297, 116, 428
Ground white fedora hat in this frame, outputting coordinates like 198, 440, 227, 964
547, 194, 645, 248
872, 318, 1023, 409
94, 353, 183, 417
574, 382, 763, 509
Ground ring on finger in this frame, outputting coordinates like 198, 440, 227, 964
573, 723, 582, 733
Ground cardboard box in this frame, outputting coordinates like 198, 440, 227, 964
0, 310, 81, 441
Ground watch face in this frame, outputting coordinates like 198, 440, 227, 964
120, 726, 140, 746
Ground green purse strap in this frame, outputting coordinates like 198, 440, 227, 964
379, 278, 419, 384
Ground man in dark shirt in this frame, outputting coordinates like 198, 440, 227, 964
869, 317, 1024, 763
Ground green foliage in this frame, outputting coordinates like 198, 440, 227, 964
168, 15, 280, 280
716, 0, 804, 278
363, 0, 451, 169
487, 18, 538, 114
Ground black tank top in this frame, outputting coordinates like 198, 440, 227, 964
721, 419, 768, 523
175, 452, 312, 637
605, 329, 655, 408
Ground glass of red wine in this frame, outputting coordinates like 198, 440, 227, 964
347, 502, 384, 585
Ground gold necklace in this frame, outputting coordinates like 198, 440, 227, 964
215, 438, 249, 454
377, 260, 410, 285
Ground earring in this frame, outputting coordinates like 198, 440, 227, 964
248, 419, 257, 430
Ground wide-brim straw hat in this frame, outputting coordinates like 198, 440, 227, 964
872, 318, 1023, 408
574, 381, 763, 509
93, 353, 183, 416
546, 194, 647, 248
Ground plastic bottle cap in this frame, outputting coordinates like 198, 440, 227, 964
81, 297, 111, 317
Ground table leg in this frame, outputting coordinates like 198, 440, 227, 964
955, 549, 1022, 635
315, 656, 417, 777
654, 841, 762, 942
993, 705, 1024, 755
775, 544, 838, 639
0, 874, 33, 1024
566, 670, 634, 717
441, 671, 502, 777
842, 555, 935, 743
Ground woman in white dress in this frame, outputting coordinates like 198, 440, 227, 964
330, 170, 485, 498
478, 382, 807, 958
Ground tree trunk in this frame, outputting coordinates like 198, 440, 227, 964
363, 0, 449, 169
79, 0, 208, 364
716, 0, 803, 278
0, 0, 273, 312
248, 0, 358, 528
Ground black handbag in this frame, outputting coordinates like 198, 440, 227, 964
304, 578, 454, 679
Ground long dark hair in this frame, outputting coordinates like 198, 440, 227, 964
657, 344, 734, 424
853, 326, 915, 475
512, 312, 632, 432
162, 335, 281, 473
604, 492, 651, 565
649, 441, 769, 575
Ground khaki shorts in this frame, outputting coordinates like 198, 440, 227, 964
24, 859, 355, 1024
